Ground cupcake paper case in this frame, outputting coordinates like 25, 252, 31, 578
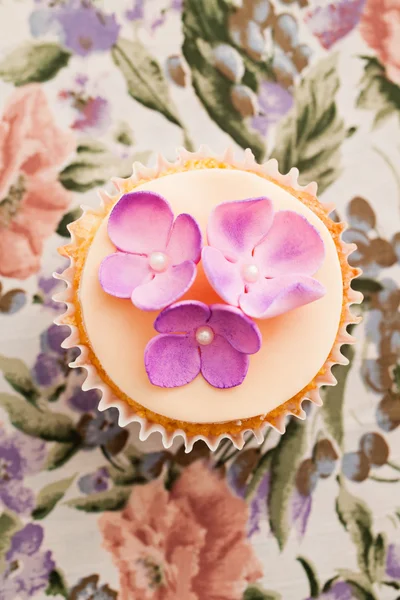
54, 146, 362, 451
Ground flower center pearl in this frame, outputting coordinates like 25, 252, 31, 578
242, 264, 259, 283
149, 251, 168, 273
195, 326, 214, 346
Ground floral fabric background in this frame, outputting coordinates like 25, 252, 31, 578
0, 0, 399, 598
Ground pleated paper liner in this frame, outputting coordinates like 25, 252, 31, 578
54, 146, 362, 451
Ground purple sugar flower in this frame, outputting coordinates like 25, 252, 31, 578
0, 524, 55, 599
145, 301, 262, 389
99, 191, 202, 311
252, 81, 293, 137
202, 197, 326, 320
0, 428, 45, 515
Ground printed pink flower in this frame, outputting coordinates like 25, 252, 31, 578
305, 0, 366, 50
99, 461, 263, 600
99, 191, 202, 311
145, 301, 261, 388
202, 197, 326, 319
0, 85, 75, 279
360, 0, 400, 85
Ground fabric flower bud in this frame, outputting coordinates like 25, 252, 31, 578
342, 451, 370, 482
248, 0, 274, 28
272, 50, 298, 88
213, 44, 245, 82
359, 432, 389, 467
231, 84, 259, 117
166, 55, 188, 87
243, 20, 266, 60
292, 44, 312, 72
273, 13, 299, 51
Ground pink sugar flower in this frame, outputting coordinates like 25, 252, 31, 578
145, 301, 261, 388
202, 197, 326, 319
99, 191, 202, 311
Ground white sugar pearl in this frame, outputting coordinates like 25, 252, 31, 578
195, 326, 215, 346
149, 251, 168, 273
242, 264, 259, 283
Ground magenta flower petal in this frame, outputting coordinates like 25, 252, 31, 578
200, 335, 249, 388
207, 197, 274, 260
108, 191, 173, 254
239, 274, 326, 319
202, 246, 243, 305
254, 211, 325, 278
131, 261, 196, 311
155, 300, 210, 333
99, 253, 150, 298
208, 304, 261, 354
145, 334, 200, 387
166, 213, 202, 265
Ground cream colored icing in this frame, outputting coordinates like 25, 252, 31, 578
79, 169, 343, 423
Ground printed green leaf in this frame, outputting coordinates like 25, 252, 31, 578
297, 556, 320, 598
0, 354, 38, 403
382, 580, 400, 590
367, 533, 387, 583
243, 585, 282, 600
357, 57, 400, 128
321, 344, 355, 451
56, 208, 82, 237
59, 150, 133, 193
0, 42, 70, 85
112, 38, 182, 128
268, 418, 308, 549
245, 448, 273, 500
0, 510, 22, 572
336, 480, 374, 579
45, 441, 81, 470
32, 475, 76, 520
351, 278, 383, 294
182, 0, 265, 161
45, 568, 68, 598
66, 486, 132, 512
0, 393, 79, 443
271, 54, 346, 193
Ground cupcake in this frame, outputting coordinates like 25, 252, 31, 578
55, 147, 361, 450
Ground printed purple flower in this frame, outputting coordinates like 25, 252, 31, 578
32, 324, 76, 388
125, 0, 181, 31
305, 0, 366, 50
0, 428, 45, 515
0, 524, 55, 600
30, 0, 120, 56
77, 407, 128, 454
305, 581, 356, 600
202, 197, 326, 319
386, 543, 400, 579
99, 191, 202, 311
78, 467, 110, 494
145, 301, 261, 388
71, 95, 110, 133
251, 81, 293, 137
68, 387, 101, 413
291, 488, 313, 539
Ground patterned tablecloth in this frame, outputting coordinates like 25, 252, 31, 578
0, 1, 399, 599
